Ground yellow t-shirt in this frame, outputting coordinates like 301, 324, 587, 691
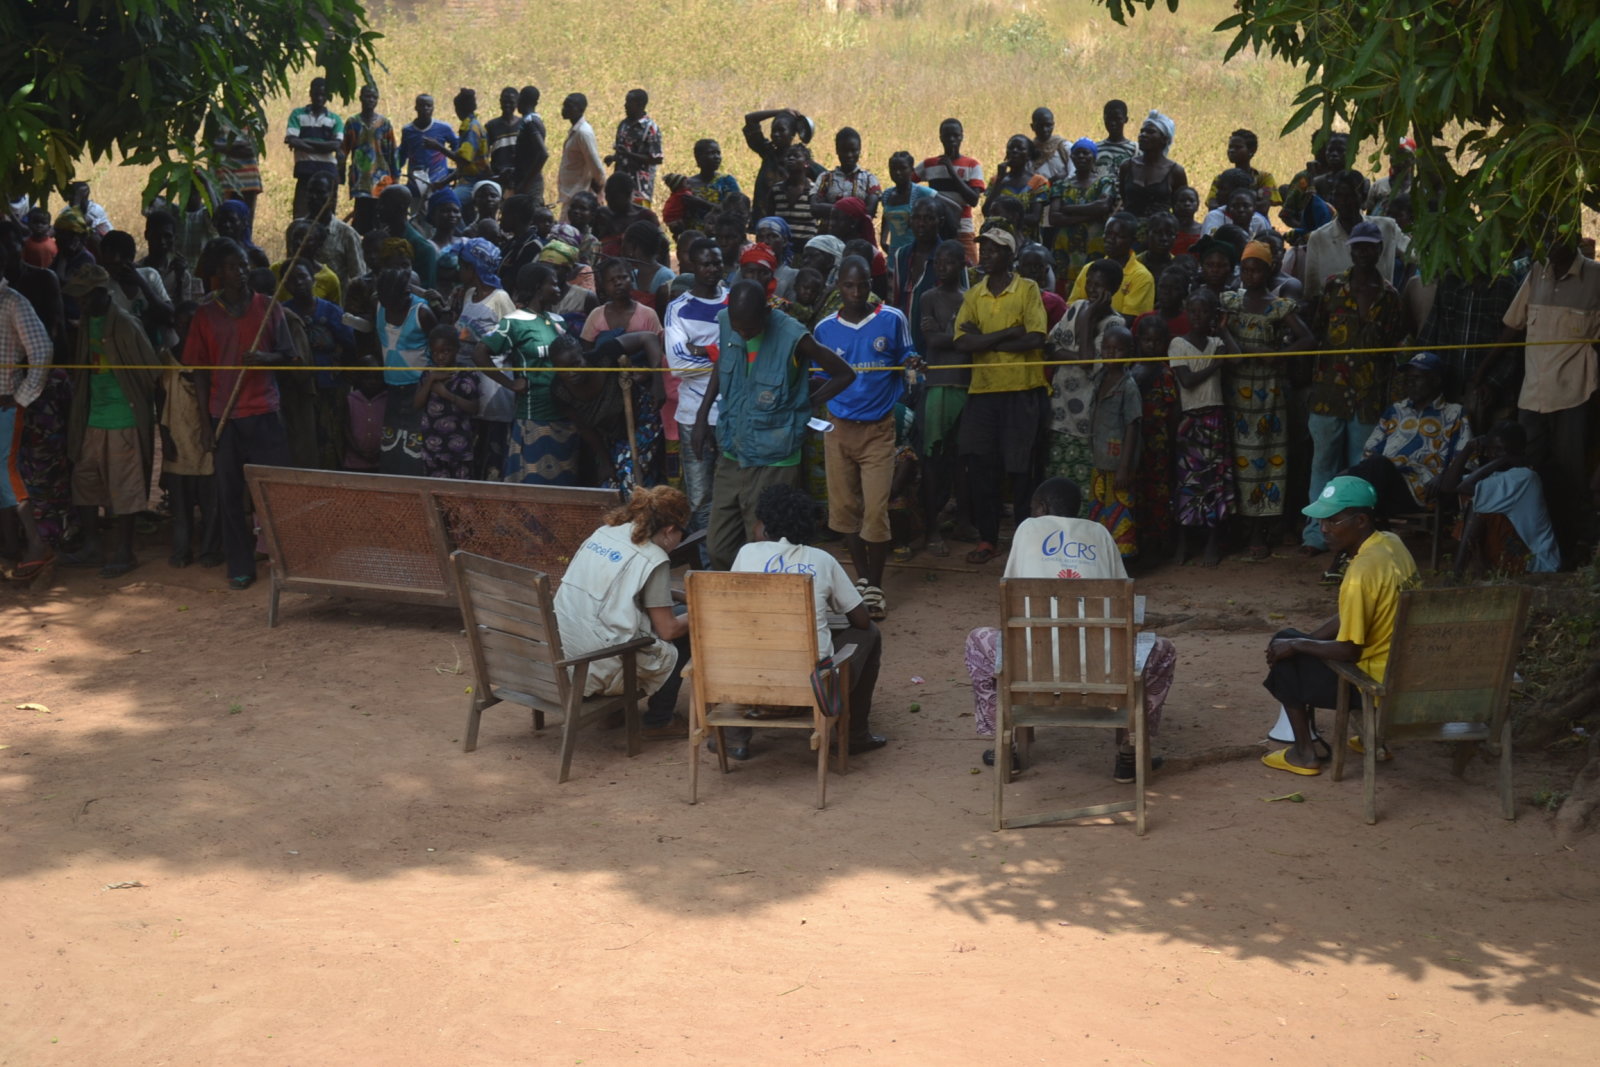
1336, 530, 1420, 683
953, 273, 1048, 395
1066, 249, 1155, 318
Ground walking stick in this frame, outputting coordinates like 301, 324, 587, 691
618, 355, 642, 494
209, 221, 320, 451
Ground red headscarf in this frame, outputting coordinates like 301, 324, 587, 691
738, 243, 779, 296
832, 196, 877, 247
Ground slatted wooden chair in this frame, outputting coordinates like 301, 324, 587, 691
1331, 584, 1529, 824
452, 551, 652, 783
683, 571, 854, 810
994, 578, 1147, 834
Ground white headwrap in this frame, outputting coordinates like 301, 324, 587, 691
1145, 109, 1175, 147
472, 180, 503, 198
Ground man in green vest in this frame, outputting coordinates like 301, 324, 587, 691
691, 280, 856, 570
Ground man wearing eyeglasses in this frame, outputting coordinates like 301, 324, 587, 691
1260, 476, 1420, 775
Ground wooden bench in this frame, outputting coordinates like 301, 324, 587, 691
244, 465, 620, 626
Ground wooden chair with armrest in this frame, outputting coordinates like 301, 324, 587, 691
683, 571, 854, 810
1331, 584, 1530, 824
995, 577, 1148, 834
452, 550, 651, 783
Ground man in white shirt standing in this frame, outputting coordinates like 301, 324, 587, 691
557, 93, 606, 221
962, 477, 1176, 783
662, 237, 727, 547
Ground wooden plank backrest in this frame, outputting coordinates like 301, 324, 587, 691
1380, 586, 1529, 728
686, 571, 820, 709
453, 551, 567, 709
1000, 578, 1137, 708
246, 465, 621, 599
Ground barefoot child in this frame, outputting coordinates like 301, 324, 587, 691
1169, 287, 1238, 566
1088, 324, 1142, 558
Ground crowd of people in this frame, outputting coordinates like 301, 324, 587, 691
3, 82, 1597, 770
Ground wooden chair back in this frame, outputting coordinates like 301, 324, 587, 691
1000, 578, 1138, 721
455, 551, 569, 712
686, 570, 820, 709
1379, 585, 1528, 733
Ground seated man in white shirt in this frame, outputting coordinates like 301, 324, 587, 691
719, 483, 885, 761
963, 477, 1177, 782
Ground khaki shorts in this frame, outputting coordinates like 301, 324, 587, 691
825, 413, 895, 542
72, 426, 147, 515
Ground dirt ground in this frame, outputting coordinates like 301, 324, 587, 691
3, 527, 1598, 1065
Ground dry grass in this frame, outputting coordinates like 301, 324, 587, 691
77, 0, 1316, 257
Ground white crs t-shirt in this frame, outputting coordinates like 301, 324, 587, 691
1003, 516, 1129, 581
730, 538, 864, 657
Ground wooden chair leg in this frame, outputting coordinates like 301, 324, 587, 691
557, 665, 589, 785
688, 692, 703, 805
268, 577, 281, 628
713, 724, 729, 774
622, 653, 642, 758
1134, 683, 1148, 836
993, 716, 1011, 832
1331, 680, 1351, 781
1499, 718, 1515, 820
815, 714, 828, 810
1450, 740, 1475, 778
462, 692, 490, 752
834, 662, 851, 774
1362, 695, 1379, 825
532, 707, 546, 731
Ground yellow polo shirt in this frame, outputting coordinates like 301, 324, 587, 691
1066, 249, 1155, 317
954, 273, 1048, 395
1336, 530, 1420, 684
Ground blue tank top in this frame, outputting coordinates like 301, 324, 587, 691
380, 296, 429, 386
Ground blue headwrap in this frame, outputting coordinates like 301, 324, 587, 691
458, 237, 503, 289
428, 186, 462, 217
1071, 137, 1098, 157
755, 215, 794, 266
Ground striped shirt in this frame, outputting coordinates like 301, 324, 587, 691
0, 280, 53, 407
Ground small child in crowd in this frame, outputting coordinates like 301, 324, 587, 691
1168, 287, 1237, 566
1087, 324, 1142, 558
414, 323, 481, 480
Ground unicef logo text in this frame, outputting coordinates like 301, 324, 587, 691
583, 540, 624, 563
1040, 530, 1097, 561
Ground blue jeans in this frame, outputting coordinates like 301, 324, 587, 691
1302, 413, 1374, 549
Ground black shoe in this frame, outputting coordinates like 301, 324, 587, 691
1113, 751, 1165, 783
981, 745, 1023, 774
848, 733, 887, 755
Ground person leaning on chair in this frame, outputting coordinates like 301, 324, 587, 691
1261, 475, 1420, 776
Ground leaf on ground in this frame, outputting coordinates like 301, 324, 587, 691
15, 703, 50, 713
104, 881, 147, 890
1263, 791, 1306, 803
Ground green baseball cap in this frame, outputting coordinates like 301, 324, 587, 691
1302, 475, 1378, 519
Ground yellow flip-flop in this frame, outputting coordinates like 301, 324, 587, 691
1262, 748, 1322, 776
1347, 736, 1393, 762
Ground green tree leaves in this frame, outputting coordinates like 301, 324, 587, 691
2, 0, 379, 208
1096, 0, 1600, 280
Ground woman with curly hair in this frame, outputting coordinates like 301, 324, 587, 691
554, 484, 693, 739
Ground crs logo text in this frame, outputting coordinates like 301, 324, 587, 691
1040, 530, 1097, 562
762, 554, 817, 575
